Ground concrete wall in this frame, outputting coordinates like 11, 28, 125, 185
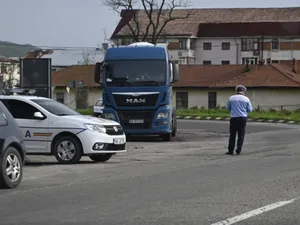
173, 88, 300, 110
53, 87, 102, 110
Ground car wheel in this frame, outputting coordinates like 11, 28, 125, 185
53, 136, 83, 164
89, 154, 113, 162
0, 146, 23, 189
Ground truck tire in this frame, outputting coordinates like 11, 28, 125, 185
171, 114, 177, 137
89, 154, 113, 162
161, 133, 171, 141
53, 136, 83, 164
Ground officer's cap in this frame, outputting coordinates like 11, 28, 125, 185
235, 85, 247, 92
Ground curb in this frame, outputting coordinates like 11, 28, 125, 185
176, 116, 300, 125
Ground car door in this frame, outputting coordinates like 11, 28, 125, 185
2, 99, 50, 153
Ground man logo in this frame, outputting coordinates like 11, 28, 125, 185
126, 98, 146, 104
113, 126, 118, 132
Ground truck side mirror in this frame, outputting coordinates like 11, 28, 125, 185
172, 62, 180, 81
94, 62, 103, 84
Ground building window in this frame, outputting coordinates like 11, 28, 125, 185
203, 42, 212, 50
179, 39, 187, 49
56, 93, 65, 104
221, 60, 230, 65
189, 58, 196, 65
176, 92, 188, 109
242, 57, 258, 65
271, 38, 279, 50
203, 61, 211, 65
190, 39, 196, 50
222, 42, 230, 50
241, 38, 254, 51
208, 92, 217, 109
178, 57, 187, 65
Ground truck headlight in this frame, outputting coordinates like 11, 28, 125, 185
157, 112, 168, 119
84, 124, 106, 133
103, 113, 115, 120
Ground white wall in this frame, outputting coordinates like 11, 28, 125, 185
173, 88, 300, 110
195, 38, 241, 65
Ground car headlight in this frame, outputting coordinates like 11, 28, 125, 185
103, 113, 115, 120
157, 112, 168, 119
84, 124, 106, 133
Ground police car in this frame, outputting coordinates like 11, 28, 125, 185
0, 89, 126, 164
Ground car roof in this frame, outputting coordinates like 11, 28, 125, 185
0, 95, 50, 101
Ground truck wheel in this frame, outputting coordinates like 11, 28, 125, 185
172, 115, 177, 137
89, 154, 113, 162
161, 133, 171, 141
53, 136, 83, 164
0, 146, 23, 189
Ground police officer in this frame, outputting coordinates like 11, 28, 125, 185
226, 85, 253, 155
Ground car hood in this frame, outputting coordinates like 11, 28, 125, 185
63, 115, 120, 126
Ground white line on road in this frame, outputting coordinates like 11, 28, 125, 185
211, 198, 299, 225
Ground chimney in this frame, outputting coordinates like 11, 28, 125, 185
292, 58, 297, 73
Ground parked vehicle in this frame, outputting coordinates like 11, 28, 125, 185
0, 89, 126, 164
93, 98, 104, 117
0, 101, 26, 189
93, 42, 180, 141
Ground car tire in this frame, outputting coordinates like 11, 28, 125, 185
0, 146, 23, 189
89, 154, 113, 162
53, 136, 83, 164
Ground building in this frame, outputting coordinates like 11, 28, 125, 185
52, 65, 101, 110
52, 61, 300, 111
110, 7, 300, 65
24, 48, 105, 71
173, 61, 300, 110
0, 57, 20, 88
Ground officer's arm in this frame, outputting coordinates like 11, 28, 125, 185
247, 100, 253, 112
226, 100, 231, 111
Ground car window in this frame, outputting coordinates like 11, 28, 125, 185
31, 99, 79, 116
0, 112, 8, 126
95, 100, 103, 106
2, 99, 41, 120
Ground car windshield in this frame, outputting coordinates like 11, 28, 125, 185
31, 99, 79, 116
105, 59, 167, 87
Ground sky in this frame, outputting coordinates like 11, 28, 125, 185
0, 0, 299, 48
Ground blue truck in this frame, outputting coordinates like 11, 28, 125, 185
94, 42, 180, 141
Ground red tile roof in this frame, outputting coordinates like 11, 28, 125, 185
52, 65, 98, 87
112, 7, 300, 38
210, 64, 300, 88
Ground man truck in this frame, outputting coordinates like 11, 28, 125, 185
93, 42, 180, 141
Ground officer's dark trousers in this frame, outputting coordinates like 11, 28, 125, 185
228, 117, 247, 153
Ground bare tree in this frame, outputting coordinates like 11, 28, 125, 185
0, 62, 19, 88
102, 0, 192, 44
78, 49, 97, 65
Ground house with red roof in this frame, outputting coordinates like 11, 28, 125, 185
51, 60, 300, 111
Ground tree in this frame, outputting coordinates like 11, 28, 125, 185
102, 0, 192, 44
0, 62, 19, 88
78, 49, 97, 65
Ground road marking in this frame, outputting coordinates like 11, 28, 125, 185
211, 198, 298, 225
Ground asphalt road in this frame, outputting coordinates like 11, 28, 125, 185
1, 120, 300, 225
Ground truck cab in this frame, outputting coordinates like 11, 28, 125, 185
94, 42, 180, 141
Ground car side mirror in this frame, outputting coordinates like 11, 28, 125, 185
34, 112, 45, 120
94, 62, 104, 84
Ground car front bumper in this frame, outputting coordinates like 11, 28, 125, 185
77, 130, 127, 155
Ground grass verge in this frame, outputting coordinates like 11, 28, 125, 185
77, 108, 300, 121
176, 108, 300, 121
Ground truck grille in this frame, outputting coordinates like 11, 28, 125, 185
103, 125, 123, 135
117, 111, 155, 130
113, 93, 159, 107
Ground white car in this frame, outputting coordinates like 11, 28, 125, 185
0, 94, 126, 164
93, 98, 104, 117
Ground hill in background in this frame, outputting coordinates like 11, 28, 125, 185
0, 41, 40, 57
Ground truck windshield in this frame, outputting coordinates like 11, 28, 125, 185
105, 60, 167, 87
